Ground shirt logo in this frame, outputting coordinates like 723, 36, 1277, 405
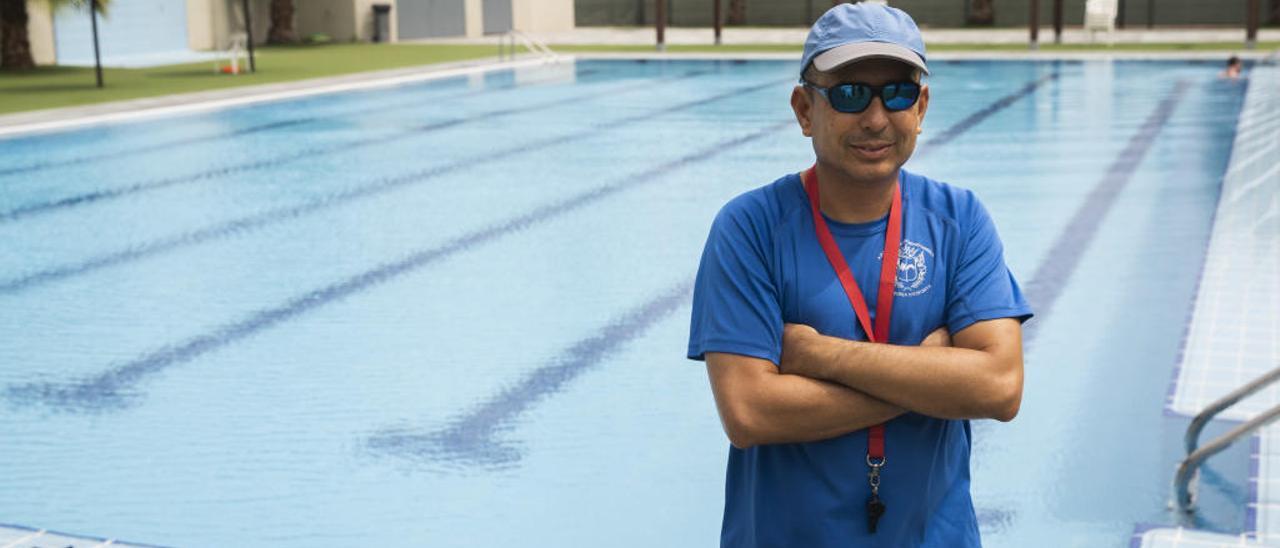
881, 239, 933, 297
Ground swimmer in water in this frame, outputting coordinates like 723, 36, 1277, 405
1222, 55, 1243, 79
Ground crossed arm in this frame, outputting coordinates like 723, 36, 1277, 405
705, 318, 1024, 449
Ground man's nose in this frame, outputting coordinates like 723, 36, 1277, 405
858, 97, 891, 133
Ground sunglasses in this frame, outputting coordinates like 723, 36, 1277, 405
802, 80, 922, 114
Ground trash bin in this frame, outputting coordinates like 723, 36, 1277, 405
372, 4, 392, 43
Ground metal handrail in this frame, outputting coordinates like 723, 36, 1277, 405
1174, 365, 1280, 512
498, 30, 560, 62
1184, 367, 1280, 455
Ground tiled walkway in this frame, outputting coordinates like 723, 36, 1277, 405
1139, 527, 1271, 548
0, 523, 162, 548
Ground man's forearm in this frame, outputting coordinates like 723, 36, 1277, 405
743, 370, 905, 446
793, 327, 1022, 421
705, 353, 905, 448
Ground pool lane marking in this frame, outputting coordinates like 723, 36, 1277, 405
376, 75, 1190, 473
917, 71, 1060, 153
1021, 80, 1190, 341
0, 74, 777, 296
1, 118, 310, 178
4, 69, 1053, 413
0, 74, 776, 295
366, 280, 694, 469
364, 73, 1065, 467
4, 120, 794, 411
0, 68, 711, 223
0, 72, 1054, 297
0, 68, 605, 179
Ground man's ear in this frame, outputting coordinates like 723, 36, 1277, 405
791, 86, 814, 137
914, 84, 930, 132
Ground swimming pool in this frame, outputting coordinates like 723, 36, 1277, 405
0, 58, 1248, 546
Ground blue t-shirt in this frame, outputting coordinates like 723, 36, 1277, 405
687, 169, 1033, 548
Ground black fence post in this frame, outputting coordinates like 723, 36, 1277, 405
1029, 0, 1040, 50
1053, 0, 1063, 44
656, 0, 666, 51
243, 0, 257, 72
714, 0, 722, 45
1247, 0, 1260, 49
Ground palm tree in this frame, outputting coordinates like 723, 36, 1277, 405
0, 0, 108, 71
267, 0, 297, 44
0, 0, 36, 69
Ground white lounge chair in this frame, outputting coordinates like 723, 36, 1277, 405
1084, 0, 1118, 45
216, 32, 249, 74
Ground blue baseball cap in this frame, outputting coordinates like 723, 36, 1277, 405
800, 3, 929, 77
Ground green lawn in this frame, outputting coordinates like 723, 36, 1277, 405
0, 43, 511, 115
0, 40, 1273, 116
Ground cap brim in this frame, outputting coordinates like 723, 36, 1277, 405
812, 42, 929, 75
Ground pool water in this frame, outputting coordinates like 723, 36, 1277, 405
0, 59, 1248, 546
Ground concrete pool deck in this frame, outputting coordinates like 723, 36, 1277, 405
0, 55, 560, 139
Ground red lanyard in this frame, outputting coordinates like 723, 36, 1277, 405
800, 165, 901, 464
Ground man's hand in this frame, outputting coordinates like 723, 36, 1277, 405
779, 323, 823, 378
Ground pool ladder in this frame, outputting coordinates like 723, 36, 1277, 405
1174, 365, 1280, 513
497, 30, 562, 63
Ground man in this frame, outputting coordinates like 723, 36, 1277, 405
687, 4, 1033, 547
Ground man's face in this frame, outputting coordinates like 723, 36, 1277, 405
791, 57, 930, 186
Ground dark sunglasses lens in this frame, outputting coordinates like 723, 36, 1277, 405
830, 84, 873, 113
882, 83, 921, 111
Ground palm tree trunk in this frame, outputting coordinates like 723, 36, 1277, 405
1, 0, 37, 70
967, 0, 995, 26
728, 0, 745, 25
267, 0, 297, 44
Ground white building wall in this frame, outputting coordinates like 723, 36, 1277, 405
52, 0, 190, 64
464, 0, 483, 37
511, 0, 574, 33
